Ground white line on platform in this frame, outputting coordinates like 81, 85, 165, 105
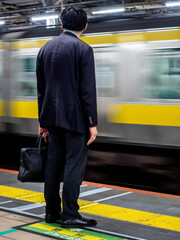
10, 203, 44, 211
0, 200, 13, 205
87, 227, 147, 240
60, 184, 88, 193
94, 191, 132, 203
81, 184, 88, 188
0, 206, 44, 218
80, 187, 112, 197
39, 213, 45, 217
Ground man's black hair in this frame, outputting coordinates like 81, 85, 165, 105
60, 6, 87, 31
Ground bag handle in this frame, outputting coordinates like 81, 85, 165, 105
36, 134, 46, 154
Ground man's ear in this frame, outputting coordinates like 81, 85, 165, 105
61, 23, 64, 31
84, 23, 88, 31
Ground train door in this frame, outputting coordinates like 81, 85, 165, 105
0, 40, 13, 133
138, 40, 180, 147
10, 47, 39, 135
0, 43, 4, 132
112, 42, 147, 144
93, 46, 123, 142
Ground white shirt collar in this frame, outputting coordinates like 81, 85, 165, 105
64, 29, 79, 38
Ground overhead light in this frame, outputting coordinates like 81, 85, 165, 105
92, 8, 125, 15
31, 15, 59, 21
165, 1, 180, 7
0, 20, 5, 25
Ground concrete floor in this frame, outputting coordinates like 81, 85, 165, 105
0, 170, 180, 240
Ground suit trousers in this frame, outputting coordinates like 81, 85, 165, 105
44, 126, 88, 220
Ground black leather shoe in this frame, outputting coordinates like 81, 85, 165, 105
60, 216, 97, 228
45, 213, 61, 224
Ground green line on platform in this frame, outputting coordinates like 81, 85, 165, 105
0, 229, 18, 236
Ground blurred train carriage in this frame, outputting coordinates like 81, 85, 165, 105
0, 17, 180, 193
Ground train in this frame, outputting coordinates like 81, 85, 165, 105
0, 16, 180, 148
0, 16, 180, 194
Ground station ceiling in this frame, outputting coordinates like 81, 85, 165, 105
0, 0, 180, 28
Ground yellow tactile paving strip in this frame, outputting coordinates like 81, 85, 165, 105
0, 185, 45, 203
0, 185, 180, 232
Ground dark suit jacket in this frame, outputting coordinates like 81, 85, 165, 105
36, 31, 97, 134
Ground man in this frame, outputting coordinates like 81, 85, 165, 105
36, 6, 98, 228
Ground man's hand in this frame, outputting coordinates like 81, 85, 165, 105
38, 127, 49, 142
87, 126, 97, 145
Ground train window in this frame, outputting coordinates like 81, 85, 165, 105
141, 49, 180, 99
94, 51, 119, 97
14, 56, 36, 97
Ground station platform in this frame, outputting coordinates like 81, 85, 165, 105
0, 168, 179, 240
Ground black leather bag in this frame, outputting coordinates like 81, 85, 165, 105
17, 135, 48, 182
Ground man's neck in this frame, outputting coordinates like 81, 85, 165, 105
74, 31, 82, 37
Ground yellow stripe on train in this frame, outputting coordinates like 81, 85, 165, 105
9, 29, 180, 50
0, 42, 4, 50
81, 29, 180, 45
0, 100, 4, 116
10, 39, 51, 50
6, 100, 180, 127
9, 101, 38, 119
107, 104, 180, 126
